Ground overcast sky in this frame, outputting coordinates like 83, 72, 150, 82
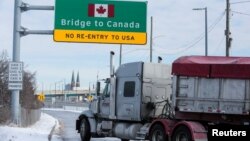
1, 0, 250, 91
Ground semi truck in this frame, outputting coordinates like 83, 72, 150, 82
76, 52, 250, 141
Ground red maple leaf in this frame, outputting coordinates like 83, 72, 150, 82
96, 5, 106, 14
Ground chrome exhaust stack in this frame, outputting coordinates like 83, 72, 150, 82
110, 51, 115, 77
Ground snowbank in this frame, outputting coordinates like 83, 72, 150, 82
0, 113, 58, 141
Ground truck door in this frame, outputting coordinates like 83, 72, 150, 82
116, 77, 141, 121
99, 81, 110, 118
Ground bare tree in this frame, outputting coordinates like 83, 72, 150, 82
0, 50, 11, 122
20, 71, 43, 109
0, 50, 42, 123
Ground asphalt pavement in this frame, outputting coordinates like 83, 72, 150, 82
44, 110, 122, 141
44, 110, 81, 141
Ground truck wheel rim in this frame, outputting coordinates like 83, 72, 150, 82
176, 132, 188, 141
152, 130, 164, 141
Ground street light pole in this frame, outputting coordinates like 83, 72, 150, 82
150, 16, 153, 62
193, 7, 208, 56
55, 83, 57, 95
205, 7, 208, 56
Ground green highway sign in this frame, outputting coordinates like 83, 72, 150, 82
54, 0, 147, 44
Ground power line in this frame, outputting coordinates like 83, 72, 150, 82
232, 10, 250, 16
123, 11, 226, 57
154, 34, 205, 55
217, 36, 226, 49
154, 11, 226, 55
211, 36, 225, 55
231, 1, 250, 4
208, 11, 226, 32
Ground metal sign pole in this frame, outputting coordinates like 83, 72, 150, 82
11, 0, 22, 124
11, 0, 54, 125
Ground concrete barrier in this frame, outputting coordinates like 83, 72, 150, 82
44, 101, 88, 108
21, 108, 41, 127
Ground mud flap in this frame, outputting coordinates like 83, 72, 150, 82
76, 119, 80, 132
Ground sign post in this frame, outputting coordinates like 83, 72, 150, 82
54, 0, 147, 45
11, 0, 54, 125
11, 0, 22, 124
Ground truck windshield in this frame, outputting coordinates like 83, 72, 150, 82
102, 82, 110, 97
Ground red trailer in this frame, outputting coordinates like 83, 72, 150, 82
148, 56, 250, 141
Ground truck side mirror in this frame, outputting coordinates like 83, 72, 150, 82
136, 73, 142, 81
96, 81, 101, 96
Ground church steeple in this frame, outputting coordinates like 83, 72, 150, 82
76, 71, 80, 87
71, 71, 75, 90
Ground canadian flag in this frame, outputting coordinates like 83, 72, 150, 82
88, 4, 114, 18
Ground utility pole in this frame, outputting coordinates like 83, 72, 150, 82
225, 0, 232, 57
150, 16, 153, 62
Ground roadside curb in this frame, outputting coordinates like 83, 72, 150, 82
48, 120, 58, 141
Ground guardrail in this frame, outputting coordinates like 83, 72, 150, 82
44, 101, 89, 109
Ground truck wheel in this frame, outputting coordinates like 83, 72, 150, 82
149, 124, 167, 141
80, 118, 91, 141
172, 126, 191, 141
121, 139, 129, 141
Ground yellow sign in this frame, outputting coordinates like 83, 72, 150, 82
87, 95, 94, 102
38, 93, 45, 102
54, 30, 147, 45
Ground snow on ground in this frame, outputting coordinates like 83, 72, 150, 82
43, 108, 122, 141
0, 113, 58, 141
0, 108, 123, 141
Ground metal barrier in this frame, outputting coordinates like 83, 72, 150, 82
44, 101, 89, 108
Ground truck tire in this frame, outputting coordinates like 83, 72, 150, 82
121, 139, 129, 141
80, 118, 91, 141
172, 126, 192, 141
149, 124, 167, 141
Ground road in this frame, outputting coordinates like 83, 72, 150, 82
44, 110, 81, 141
44, 110, 120, 141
